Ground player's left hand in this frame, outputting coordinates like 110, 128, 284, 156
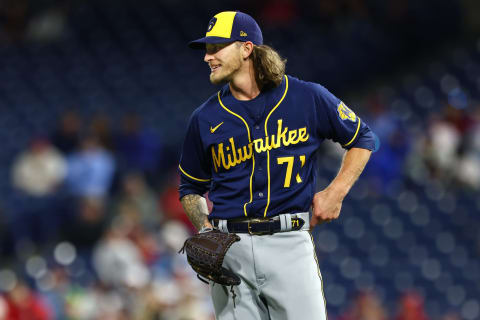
310, 188, 344, 229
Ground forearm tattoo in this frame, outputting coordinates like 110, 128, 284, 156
180, 194, 211, 231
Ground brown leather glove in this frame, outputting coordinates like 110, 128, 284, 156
179, 229, 241, 286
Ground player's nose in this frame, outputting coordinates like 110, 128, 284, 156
204, 52, 214, 63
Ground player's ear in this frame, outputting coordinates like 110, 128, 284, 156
241, 41, 254, 59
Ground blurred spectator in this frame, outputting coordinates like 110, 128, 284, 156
159, 172, 195, 234
406, 103, 480, 188
456, 105, 480, 189
157, 269, 213, 320
339, 290, 388, 320
62, 281, 129, 320
65, 197, 109, 250
50, 110, 82, 155
425, 108, 461, 177
89, 112, 114, 151
363, 96, 409, 191
153, 220, 191, 278
85, 284, 128, 320
113, 172, 164, 231
456, 149, 480, 189
394, 291, 429, 320
65, 135, 116, 198
153, 220, 213, 320
158, 221, 190, 256
443, 104, 473, 135
0, 295, 6, 320
12, 138, 66, 197
92, 217, 150, 289
2, 282, 52, 320
129, 222, 160, 266
10, 138, 67, 244
114, 113, 164, 184
39, 267, 71, 319
407, 111, 460, 183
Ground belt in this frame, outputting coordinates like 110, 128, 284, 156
212, 212, 310, 235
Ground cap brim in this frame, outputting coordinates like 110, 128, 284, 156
188, 36, 235, 49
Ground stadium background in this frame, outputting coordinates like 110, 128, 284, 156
0, 0, 479, 319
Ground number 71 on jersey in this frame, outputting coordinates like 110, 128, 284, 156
277, 155, 305, 188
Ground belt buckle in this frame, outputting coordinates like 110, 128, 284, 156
247, 218, 270, 235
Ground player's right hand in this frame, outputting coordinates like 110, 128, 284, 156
310, 188, 344, 229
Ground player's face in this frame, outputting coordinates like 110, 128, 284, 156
204, 42, 243, 84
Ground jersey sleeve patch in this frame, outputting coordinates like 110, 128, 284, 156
337, 102, 357, 122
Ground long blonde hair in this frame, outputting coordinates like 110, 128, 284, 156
250, 44, 286, 90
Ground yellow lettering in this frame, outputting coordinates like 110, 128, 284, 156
238, 144, 252, 162
298, 127, 309, 142
222, 149, 231, 170
299, 155, 306, 167
229, 137, 240, 165
226, 152, 235, 168
254, 138, 267, 153
267, 134, 277, 150
212, 143, 231, 170
264, 136, 276, 151
212, 122, 309, 172
277, 156, 294, 187
296, 155, 306, 183
276, 119, 289, 147
211, 144, 224, 172
296, 174, 302, 183
236, 147, 244, 162
288, 129, 298, 145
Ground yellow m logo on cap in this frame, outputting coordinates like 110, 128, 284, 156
205, 11, 237, 39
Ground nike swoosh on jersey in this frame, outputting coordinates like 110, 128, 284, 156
210, 122, 224, 133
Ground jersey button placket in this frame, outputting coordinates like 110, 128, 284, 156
252, 122, 266, 202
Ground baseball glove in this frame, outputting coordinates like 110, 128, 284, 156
179, 229, 241, 286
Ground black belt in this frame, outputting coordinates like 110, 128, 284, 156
212, 217, 305, 235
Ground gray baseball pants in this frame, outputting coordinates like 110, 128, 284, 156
210, 229, 328, 320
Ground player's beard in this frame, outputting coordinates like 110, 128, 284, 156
209, 52, 242, 85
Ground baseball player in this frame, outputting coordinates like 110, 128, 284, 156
178, 11, 376, 320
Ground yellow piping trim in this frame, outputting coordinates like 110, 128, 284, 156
342, 117, 361, 147
217, 91, 254, 217
263, 75, 289, 217
178, 165, 211, 182
309, 231, 328, 320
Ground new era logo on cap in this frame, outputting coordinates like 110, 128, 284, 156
188, 11, 263, 49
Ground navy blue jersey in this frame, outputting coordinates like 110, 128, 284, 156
179, 75, 375, 219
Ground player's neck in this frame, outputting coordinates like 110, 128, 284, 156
229, 61, 260, 101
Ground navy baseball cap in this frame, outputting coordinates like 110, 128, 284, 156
188, 11, 263, 49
